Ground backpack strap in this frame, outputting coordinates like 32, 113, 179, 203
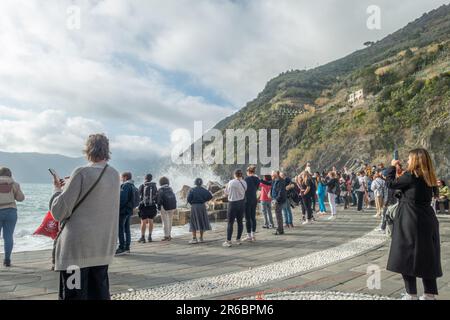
71, 164, 109, 215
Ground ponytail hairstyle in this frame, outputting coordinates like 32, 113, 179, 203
234, 169, 243, 179
247, 165, 257, 174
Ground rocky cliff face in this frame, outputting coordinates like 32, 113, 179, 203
209, 4, 450, 180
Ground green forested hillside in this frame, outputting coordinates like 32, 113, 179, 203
211, 4, 450, 180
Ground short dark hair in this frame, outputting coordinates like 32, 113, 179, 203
121, 172, 132, 180
159, 176, 170, 186
194, 178, 203, 186
145, 174, 153, 182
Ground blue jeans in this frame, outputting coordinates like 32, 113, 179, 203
118, 214, 131, 250
0, 208, 18, 262
351, 192, 357, 206
261, 201, 273, 226
282, 201, 293, 225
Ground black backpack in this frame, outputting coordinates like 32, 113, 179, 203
142, 182, 157, 207
161, 188, 177, 210
352, 178, 361, 191
131, 185, 140, 209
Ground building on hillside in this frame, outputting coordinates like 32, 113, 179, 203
348, 93, 355, 104
348, 89, 364, 105
355, 89, 364, 100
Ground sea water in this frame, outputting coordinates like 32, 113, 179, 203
0, 183, 192, 254
0, 165, 224, 254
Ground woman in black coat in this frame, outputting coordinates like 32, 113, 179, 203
386, 148, 442, 300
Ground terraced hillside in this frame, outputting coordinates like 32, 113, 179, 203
211, 4, 450, 179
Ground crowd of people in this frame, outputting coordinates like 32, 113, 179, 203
0, 133, 448, 301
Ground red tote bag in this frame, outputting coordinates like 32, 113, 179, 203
33, 211, 59, 240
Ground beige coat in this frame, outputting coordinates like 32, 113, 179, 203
0, 176, 25, 210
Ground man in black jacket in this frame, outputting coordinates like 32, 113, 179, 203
271, 171, 287, 235
116, 172, 136, 256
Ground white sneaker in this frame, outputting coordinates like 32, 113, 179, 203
222, 241, 232, 247
419, 295, 436, 300
198, 238, 204, 243
328, 215, 336, 220
401, 293, 418, 300
244, 235, 253, 242
189, 238, 198, 244
235, 239, 242, 246
302, 220, 310, 225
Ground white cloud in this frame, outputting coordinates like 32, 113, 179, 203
111, 135, 170, 158
0, 106, 165, 159
0, 106, 104, 156
0, 0, 233, 132
0, 0, 448, 158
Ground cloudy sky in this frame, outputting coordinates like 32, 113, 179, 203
0, 0, 448, 159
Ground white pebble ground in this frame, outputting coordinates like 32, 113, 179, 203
240, 291, 393, 300
113, 229, 387, 300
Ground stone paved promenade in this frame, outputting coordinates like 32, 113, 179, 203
1, 206, 449, 300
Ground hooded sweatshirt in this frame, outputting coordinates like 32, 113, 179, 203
0, 176, 25, 210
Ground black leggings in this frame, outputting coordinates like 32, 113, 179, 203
245, 200, 257, 233
402, 275, 438, 295
227, 200, 245, 241
356, 191, 364, 211
302, 195, 313, 220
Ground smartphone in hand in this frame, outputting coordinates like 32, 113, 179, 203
393, 149, 399, 161
49, 168, 65, 187
48, 168, 60, 181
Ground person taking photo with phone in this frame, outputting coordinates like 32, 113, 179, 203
50, 134, 120, 300
385, 148, 442, 300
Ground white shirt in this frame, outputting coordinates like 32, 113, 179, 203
358, 176, 366, 192
371, 178, 386, 197
225, 179, 247, 202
